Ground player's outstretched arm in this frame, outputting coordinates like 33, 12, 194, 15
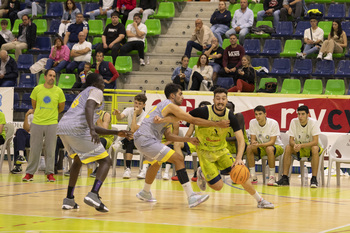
164, 127, 199, 145
233, 130, 245, 166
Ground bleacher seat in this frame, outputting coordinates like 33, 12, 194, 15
294, 21, 311, 38
17, 54, 33, 70
318, 21, 332, 38
88, 20, 103, 36
258, 78, 278, 93
291, 59, 312, 77
269, 58, 291, 76
45, 18, 60, 35
305, 4, 325, 19
44, 2, 63, 18
260, 39, 282, 56
325, 79, 345, 95
335, 60, 350, 78
280, 40, 302, 57
21, 93, 32, 111
18, 73, 36, 88
32, 19, 48, 35
341, 22, 350, 39
104, 56, 113, 63
76, 3, 82, 13
84, 3, 99, 17
252, 3, 263, 19
0, 18, 11, 30
243, 39, 260, 56
251, 58, 269, 77
302, 79, 323, 94
222, 39, 230, 49
272, 21, 293, 37
64, 94, 76, 111
325, 4, 346, 20
188, 57, 198, 69
38, 74, 45, 85
12, 19, 22, 35
250, 21, 273, 38
280, 79, 301, 94
14, 93, 20, 111
37, 54, 49, 61
312, 60, 335, 77
29, 37, 51, 53
228, 4, 240, 18
58, 74, 76, 89
115, 56, 132, 73
216, 77, 234, 89
145, 19, 161, 36
153, 2, 175, 19
125, 20, 133, 30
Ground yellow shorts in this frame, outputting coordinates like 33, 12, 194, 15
292, 146, 324, 161
255, 145, 284, 159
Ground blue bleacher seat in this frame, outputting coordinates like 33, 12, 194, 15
17, 54, 34, 70
45, 18, 60, 35
18, 73, 37, 88
312, 60, 335, 77
260, 39, 282, 56
305, 4, 325, 19
291, 59, 312, 77
76, 3, 82, 13
84, 3, 99, 17
20, 2, 26, 10
335, 60, 350, 78
269, 58, 291, 76
29, 37, 51, 53
294, 21, 311, 38
64, 94, 77, 111
325, 4, 346, 20
341, 21, 350, 39
216, 77, 234, 89
37, 54, 49, 61
20, 93, 32, 111
243, 39, 260, 56
44, 2, 63, 18
14, 93, 20, 111
346, 44, 350, 58
272, 21, 293, 37
251, 58, 269, 77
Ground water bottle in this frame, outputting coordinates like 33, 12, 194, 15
80, 73, 86, 83
265, 165, 270, 183
121, 4, 125, 13
63, 156, 69, 173
303, 165, 308, 186
146, 56, 150, 65
156, 167, 162, 179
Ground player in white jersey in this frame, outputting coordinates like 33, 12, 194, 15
275, 105, 323, 188
247, 105, 284, 186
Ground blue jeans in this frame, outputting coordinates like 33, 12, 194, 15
87, 9, 114, 20
17, 2, 43, 18
211, 24, 230, 47
257, 10, 280, 28
185, 41, 205, 58
66, 61, 86, 73
0, 79, 16, 87
66, 42, 75, 50
209, 62, 221, 74
45, 58, 69, 73
225, 27, 250, 45
303, 44, 320, 56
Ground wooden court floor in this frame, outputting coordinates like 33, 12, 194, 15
1, 163, 350, 233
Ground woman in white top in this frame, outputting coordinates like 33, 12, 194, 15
189, 54, 213, 91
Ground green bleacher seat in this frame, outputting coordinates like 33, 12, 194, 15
318, 21, 332, 38
280, 40, 302, 58
302, 79, 323, 94
250, 21, 272, 38
12, 19, 22, 35
145, 19, 161, 36
8, 54, 15, 60
258, 77, 278, 93
91, 37, 102, 54
115, 56, 132, 73
38, 73, 45, 85
104, 56, 113, 63
153, 2, 175, 19
125, 20, 133, 30
188, 57, 198, 69
32, 19, 47, 35
252, 3, 263, 19
221, 38, 239, 50
88, 20, 103, 36
333, 47, 346, 59
325, 79, 345, 95
58, 74, 76, 89
280, 79, 301, 94
228, 4, 240, 18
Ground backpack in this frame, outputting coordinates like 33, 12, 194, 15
257, 82, 277, 93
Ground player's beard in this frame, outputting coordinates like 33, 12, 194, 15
214, 104, 225, 112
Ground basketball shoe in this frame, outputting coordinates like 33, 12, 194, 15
137, 169, 146, 179
136, 190, 157, 202
196, 167, 206, 191
274, 175, 289, 186
188, 193, 210, 208
123, 168, 131, 179
310, 176, 318, 188
11, 166, 22, 174
257, 199, 274, 209
47, 174, 56, 182
84, 192, 109, 212
267, 175, 275, 186
16, 155, 27, 164
62, 198, 79, 210
22, 173, 33, 181
251, 176, 258, 184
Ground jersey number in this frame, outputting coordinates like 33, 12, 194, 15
71, 95, 82, 109
145, 106, 157, 119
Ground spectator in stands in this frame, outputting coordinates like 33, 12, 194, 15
96, 12, 125, 64
86, 0, 116, 20
210, 1, 231, 47
225, 0, 253, 45
11, 109, 33, 174
119, 13, 147, 66
45, 37, 70, 73
257, 0, 283, 28
296, 17, 324, 59
17, 0, 45, 19
218, 34, 245, 78
203, 36, 224, 83
0, 0, 9, 18
127, 0, 156, 23
185, 19, 215, 58
66, 31, 92, 74
228, 55, 255, 92
72, 62, 92, 88
58, 0, 80, 38
317, 20, 348, 61
189, 54, 213, 91
4, 0, 20, 29
0, 50, 18, 87
64, 13, 89, 50
171, 55, 192, 90
1, 14, 37, 60
280, 0, 304, 23
93, 51, 119, 88
0, 111, 5, 146
0, 20, 14, 48
116, 0, 136, 26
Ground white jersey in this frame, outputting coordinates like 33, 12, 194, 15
287, 117, 322, 147
121, 107, 147, 131
249, 117, 283, 146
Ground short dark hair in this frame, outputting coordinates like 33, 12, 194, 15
199, 101, 211, 107
1, 20, 8, 25
84, 62, 91, 68
297, 105, 309, 114
135, 94, 147, 103
227, 101, 235, 113
229, 34, 237, 39
214, 87, 228, 97
44, 68, 56, 76
22, 14, 29, 20
134, 13, 141, 19
164, 83, 182, 99
54, 37, 64, 46
86, 73, 102, 87
96, 51, 104, 57
181, 55, 189, 61
111, 11, 119, 18
254, 105, 266, 113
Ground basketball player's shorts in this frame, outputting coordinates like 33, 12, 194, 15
197, 147, 235, 184
59, 135, 108, 164
134, 135, 175, 165
292, 146, 324, 162
254, 145, 284, 161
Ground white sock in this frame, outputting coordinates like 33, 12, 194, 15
142, 163, 149, 171
249, 167, 256, 177
269, 168, 275, 177
181, 182, 194, 197
165, 164, 171, 173
143, 183, 152, 192
19, 151, 24, 156
252, 191, 262, 203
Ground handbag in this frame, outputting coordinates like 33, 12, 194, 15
257, 82, 277, 93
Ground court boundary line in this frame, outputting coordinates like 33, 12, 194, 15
319, 223, 350, 233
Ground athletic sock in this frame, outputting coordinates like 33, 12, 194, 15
269, 167, 275, 177
165, 163, 171, 173
91, 179, 103, 194
142, 163, 149, 171
177, 168, 193, 197
252, 191, 262, 203
126, 160, 131, 169
67, 186, 75, 199
143, 183, 152, 192
19, 150, 24, 156
249, 167, 256, 177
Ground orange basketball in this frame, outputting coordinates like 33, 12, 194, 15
230, 165, 250, 184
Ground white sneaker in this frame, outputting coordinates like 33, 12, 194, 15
296, 52, 303, 58
137, 169, 146, 179
136, 190, 157, 202
317, 53, 323, 60
140, 58, 146, 66
267, 175, 275, 186
196, 167, 207, 191
162, 172, 170, 180
123, 168, 131, 179
324, 53, 333, 60
188, 193, 209, 208
257, 199, 274, 209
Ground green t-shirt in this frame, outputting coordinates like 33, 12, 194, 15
0, 111, 6, 140
30, 84, 66, 125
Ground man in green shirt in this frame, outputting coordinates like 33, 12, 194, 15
0, 111, 6, 145
23, 69, 66, 182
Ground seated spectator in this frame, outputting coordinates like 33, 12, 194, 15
317, 20, 348, 61
119, 13, 147, 66
0, 19, 14, 48
72, 62, 92, 88
96, 12, 125, 64
257, 0, 283, 28
185, 19, 214, 58
116, 0, 136, 26
228, 55, 255, 92
210, 1, 231, 47
189, 54, 213, 91
0, 50, 17, 87
45, 37, 70, 73
4, 0, 20, 29
171, 55, 192, 90
58, 0, 80, 37
128, 0, 156, 23
0, 0, 9, 18
280, 0, 304, 23
225, 0, 253, 45
66, 31, 92, 74
218, 34, 245, 78
203, 37, 223, 83
86, 0, 116, 20
93, 51, 119, 88
297, 17, 324, 59
17, 0, 45, 19
63, 13, 89, 50
1, 14, 37, 60
0, 111, 5, 146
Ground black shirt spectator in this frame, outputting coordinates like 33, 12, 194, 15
0, 50, 18, 87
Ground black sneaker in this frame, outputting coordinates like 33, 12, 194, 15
11, 166, 22, 174
274, 175, 289, 186
310, 176, 318, 188
15, 155, 27, 164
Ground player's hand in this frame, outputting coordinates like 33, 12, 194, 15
233, 158, 244, 166
188, 137, 199, 146
134, 105, 142, 115
216, 120, 230, 128
90, 129, 100, 144
112, 108, 121, 115
294, 144, 301, 152
118, 130, 133, 140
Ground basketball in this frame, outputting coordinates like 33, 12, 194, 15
230, 165, 250, 184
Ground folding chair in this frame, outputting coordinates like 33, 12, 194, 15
0, 123, 15, 172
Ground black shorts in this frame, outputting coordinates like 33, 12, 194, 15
122, 138, 136, 154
